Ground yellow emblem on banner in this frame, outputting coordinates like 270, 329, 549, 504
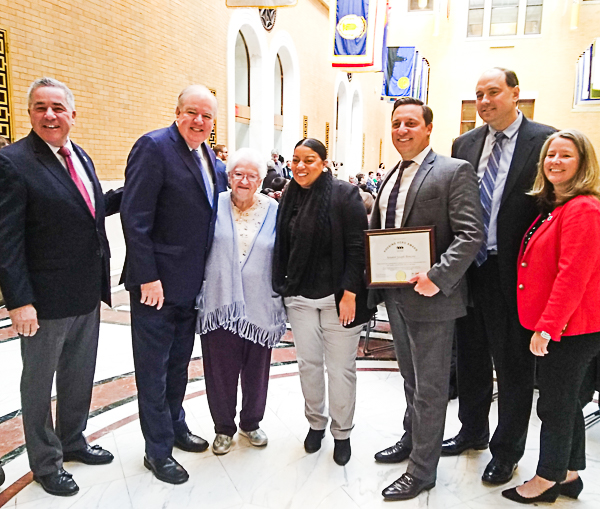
398, 77, 410, 90
336, 15, 367, 40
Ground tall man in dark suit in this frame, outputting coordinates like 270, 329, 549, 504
121, 85, 228, 485
371, 98, 483, 501
0, 78, 120, 497
442, 68, 556, 485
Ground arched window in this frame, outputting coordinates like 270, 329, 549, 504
235, 31, 251, 149
273, 53, 284, 153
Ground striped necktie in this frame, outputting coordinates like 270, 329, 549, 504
384, 160, 414, 229
475, 131, 506, 266
191, 148, 214, 207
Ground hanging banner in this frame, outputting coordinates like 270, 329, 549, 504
226, 1, 297, 6
331, 0, 388, 71
382, 47, 416, 98
382, 46, 430, 101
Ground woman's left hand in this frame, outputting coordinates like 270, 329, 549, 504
530, 331, 550, 356
339, 290, 356, 326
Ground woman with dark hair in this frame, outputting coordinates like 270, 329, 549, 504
502, 130, 600, 504
273, 138, 368, 466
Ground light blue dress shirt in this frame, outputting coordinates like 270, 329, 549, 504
476, 111, 523, 252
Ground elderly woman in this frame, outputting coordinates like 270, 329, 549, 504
197, 147, 286, 455
273, 138, 368, 466
502, 130, 600, 504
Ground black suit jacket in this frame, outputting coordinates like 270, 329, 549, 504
120, 123, 228, 303
329, 180, 368, 296
451, 116, 556, 302
0, 131, 121, 319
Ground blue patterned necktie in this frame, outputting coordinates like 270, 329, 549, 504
384, 160, 414, 229
191, 148, 214, 207
476, 131, 506, 266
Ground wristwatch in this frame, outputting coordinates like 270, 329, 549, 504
540, 331, 552, 341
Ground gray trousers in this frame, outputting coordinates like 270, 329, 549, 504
20, 304, 100, 476
285, 295, 362, 440
385, 293, 455, 483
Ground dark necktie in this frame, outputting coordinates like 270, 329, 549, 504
191, 148, 214, 207
384, 159, 414, 229
475, 131, 506, 266
57, 145, 95, 217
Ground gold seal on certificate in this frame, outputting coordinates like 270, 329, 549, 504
365, 227, 436, 288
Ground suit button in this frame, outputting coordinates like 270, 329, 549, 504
96, 250, 101, 256
521, 262, 527, 267
518, 284, 524, 290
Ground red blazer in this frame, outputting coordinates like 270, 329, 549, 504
517, 195, 600, 340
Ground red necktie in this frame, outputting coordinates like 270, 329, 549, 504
58, 146, 95, 218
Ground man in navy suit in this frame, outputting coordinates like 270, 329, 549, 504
121, 85, 228, 484
442, 68, 555, 485
0, 78, 121, 497
213, 144, 228, 174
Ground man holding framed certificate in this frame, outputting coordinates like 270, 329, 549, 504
370, 97, 483, 501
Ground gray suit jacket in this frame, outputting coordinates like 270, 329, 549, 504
369, 149, 484, 321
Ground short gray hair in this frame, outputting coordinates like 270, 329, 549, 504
271, 149, 279, 156
27, 77, 75, 110
176, 85, 217, 115
227, 148, 267, 180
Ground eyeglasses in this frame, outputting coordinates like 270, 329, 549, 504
231, 171, 260, 183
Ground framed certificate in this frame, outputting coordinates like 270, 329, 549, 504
365, 227, 436, 288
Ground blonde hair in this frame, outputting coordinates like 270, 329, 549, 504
530, 129, 600, 213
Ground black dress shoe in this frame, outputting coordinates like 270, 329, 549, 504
441, 433, 489, 456
174, 431, 209, 453
304, 428, 325, 453
382, 472, 435, 501
333, 439, 351, 466
482, 458, 518, 485
34, 468, 79, 496
63, 444, 114, 465
144, 455, 189, 484
374, 441, 411, 463
502, 483, 560, 504
560, 476, 583, 499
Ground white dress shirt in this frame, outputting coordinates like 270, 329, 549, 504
378, 145, 432, 228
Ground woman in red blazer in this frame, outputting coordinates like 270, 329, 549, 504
503, 130, 600, 504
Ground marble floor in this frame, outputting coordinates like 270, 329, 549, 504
1, 351, 600, 508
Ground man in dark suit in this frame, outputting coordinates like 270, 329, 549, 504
121, 85, 228, 484
442, 68, 556, 485
213, 144, 228, 173
0, 78, 121, 497
371, 98, 483, 500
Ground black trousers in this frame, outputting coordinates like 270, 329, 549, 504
536, 332, 600, 482
455, 256, 535, 464
130, 290, 196, 460
201, 328, 272, 437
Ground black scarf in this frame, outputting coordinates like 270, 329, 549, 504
273, 170, 333, 297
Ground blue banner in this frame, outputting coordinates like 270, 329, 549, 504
335, 0, 369, 57
382, 47, 416, 98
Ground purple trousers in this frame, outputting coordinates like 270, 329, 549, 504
201, 327, 272, 437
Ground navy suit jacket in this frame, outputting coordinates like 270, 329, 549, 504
452, 116, 556, 302
120, 123, 228, 303
0, 130, 121, 319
